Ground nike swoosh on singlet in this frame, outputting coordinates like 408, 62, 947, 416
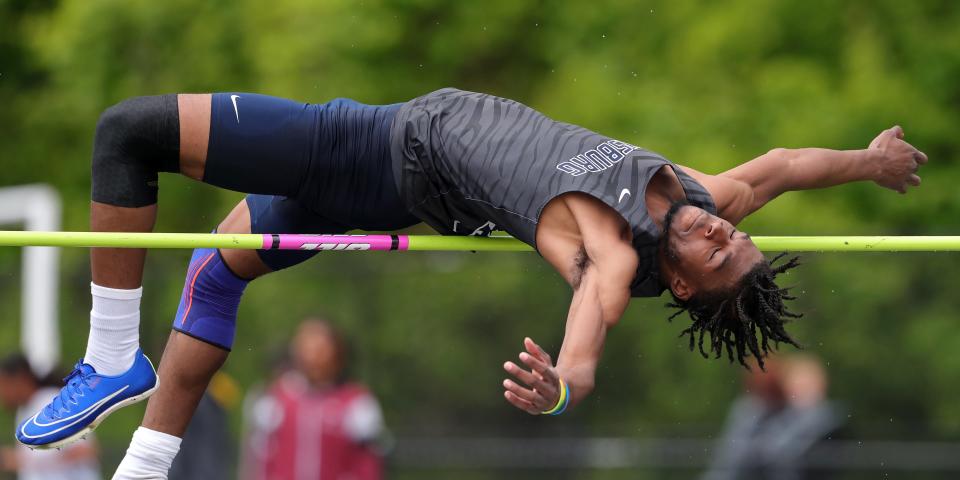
230, 95, 241, 123
618, 188, 631, 203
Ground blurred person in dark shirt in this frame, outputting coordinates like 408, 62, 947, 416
703, 355, 841, 480
168, 371, 241, 480
242, 318, 386, 480
0, 354, 100, 480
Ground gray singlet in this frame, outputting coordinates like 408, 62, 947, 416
390, 88, 716, 297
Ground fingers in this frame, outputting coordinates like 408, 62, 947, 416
503, 379, 540, 403
524, 337, 551, 363
504, 360, 553, 404
503, 361, 540, 387
914, 150, 929, 165
519, 352, 558, 384
523, 338, 559, 384
504, 391, 539, 415
504, 338, 561, 415
871, 126, 903, 150
894, 174, 921, 194
503, 371, 554, 413
519, 351, 546, 374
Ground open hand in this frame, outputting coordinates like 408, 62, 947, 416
869, 125, 928, 194
502, 337, 562, 415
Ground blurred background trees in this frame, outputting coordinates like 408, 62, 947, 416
0, 0, 958, 478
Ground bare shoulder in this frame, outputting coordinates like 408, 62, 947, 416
678, 165, 754, 225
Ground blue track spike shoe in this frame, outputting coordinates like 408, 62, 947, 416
16, 349, 158, 450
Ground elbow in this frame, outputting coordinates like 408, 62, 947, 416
602, 313, 621, 329
601, 291, 630, 329
766, 147, 800, 173
746, 148, 795, 210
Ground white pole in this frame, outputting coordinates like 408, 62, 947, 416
0, 184, 61, 376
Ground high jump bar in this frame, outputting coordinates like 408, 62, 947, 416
0, 231, 958, 252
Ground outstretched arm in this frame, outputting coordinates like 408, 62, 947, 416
502, 252, 634, 413
502, 195, 636, 414
684, 126, 928, 224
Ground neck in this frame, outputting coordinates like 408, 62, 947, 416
645, 165, 688, 230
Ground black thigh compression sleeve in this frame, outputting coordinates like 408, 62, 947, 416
91, 95, 180, 207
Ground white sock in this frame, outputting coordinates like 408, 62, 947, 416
84, 282, 142, 375
113, 427, 182, 480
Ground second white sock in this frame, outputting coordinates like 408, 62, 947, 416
112, 427, 182, 480
84, 282, 142, 376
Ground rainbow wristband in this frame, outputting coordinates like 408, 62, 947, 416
541, 378, 570, 416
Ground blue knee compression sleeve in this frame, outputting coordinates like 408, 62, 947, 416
172, 248, 249, 350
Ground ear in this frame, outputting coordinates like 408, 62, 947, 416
671, 276, 693, 301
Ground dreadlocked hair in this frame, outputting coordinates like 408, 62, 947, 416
666, 252, 803, 369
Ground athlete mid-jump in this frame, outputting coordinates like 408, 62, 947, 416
15, 89, 925, 479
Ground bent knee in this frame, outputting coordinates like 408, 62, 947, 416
94, 96, 180, 163
92, 95, 180, 207
173, 248, 249, 350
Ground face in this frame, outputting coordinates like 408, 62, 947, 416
661, 205, 765, 300
782, 357, 827, 408
291, 322, 342, 386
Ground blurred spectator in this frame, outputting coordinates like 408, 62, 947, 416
169, 371, 242, 480
0, 353, 101, 480
242, 318, 387, 480
702, 355, 842, 480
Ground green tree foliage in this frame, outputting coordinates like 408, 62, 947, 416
0, 0, 959, 476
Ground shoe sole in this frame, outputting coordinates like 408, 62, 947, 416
19, 355, 161, 451
24, 380, 159, 451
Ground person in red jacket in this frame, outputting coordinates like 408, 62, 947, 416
243, 318, 386, 480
